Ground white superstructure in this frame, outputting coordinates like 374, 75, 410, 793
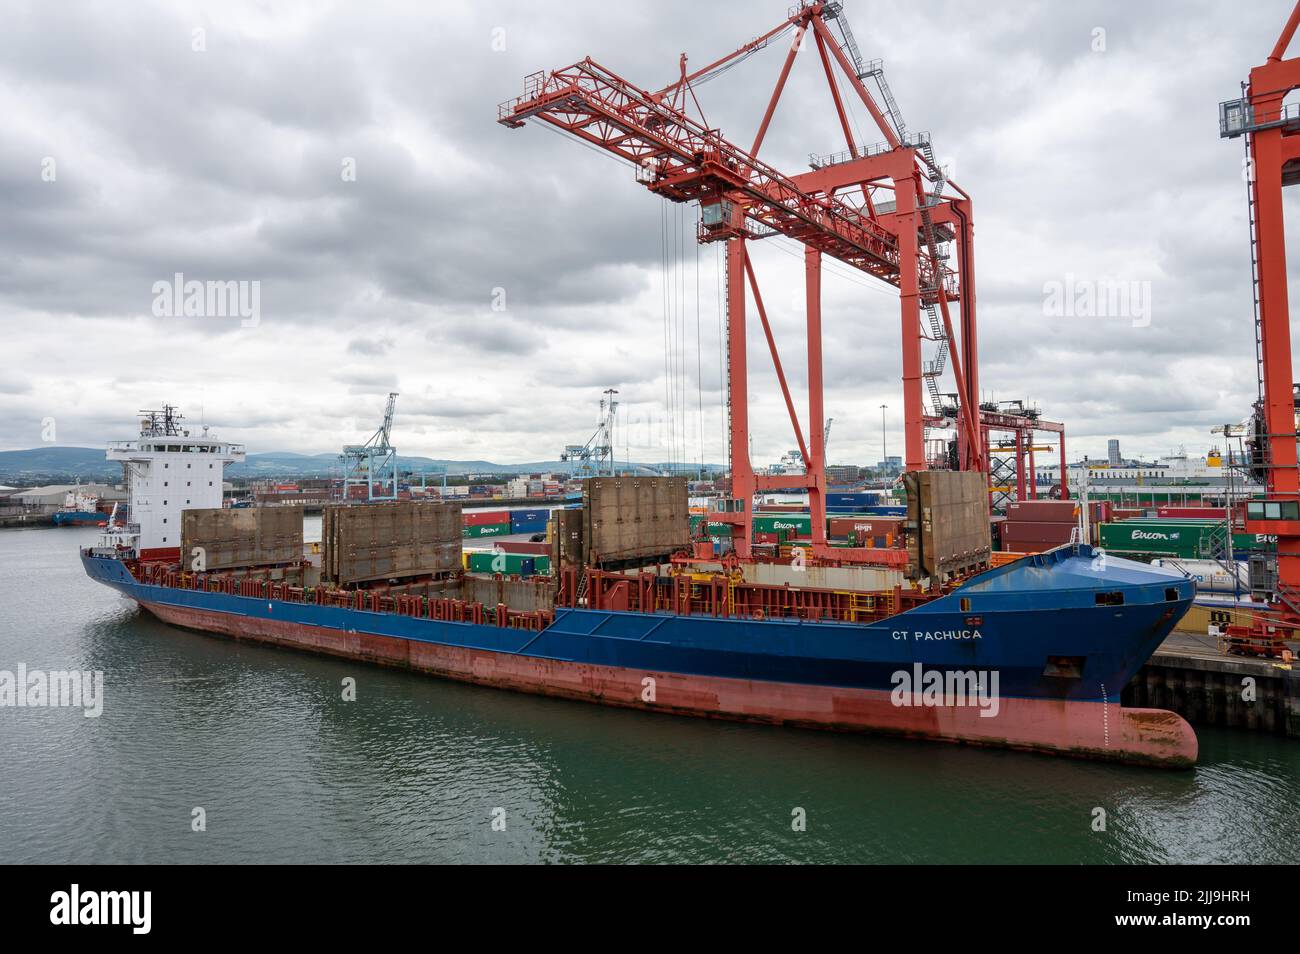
102, 406, 245, 557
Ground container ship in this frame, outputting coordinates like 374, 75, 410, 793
82, 407, 1199, 768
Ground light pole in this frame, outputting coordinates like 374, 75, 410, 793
880, 404, 887, 474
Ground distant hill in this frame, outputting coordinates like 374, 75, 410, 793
0, 447, 720, 483
0, 447, 121, 481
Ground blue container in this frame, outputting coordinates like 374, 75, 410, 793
825, 491, 884, 508
510, 509, 550, 534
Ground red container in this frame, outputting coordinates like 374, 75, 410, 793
464, 509, 509, 526
1005, 500, 1111, 525
1157, 505, 1234, 519
1001, 520, 1075, 546
493, 541, 551, 554
752, 531, 779, 544
1003, 500, 1079, 524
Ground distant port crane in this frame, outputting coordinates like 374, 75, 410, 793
1218, 0, 1300, 656
500, 0, 983, 559
561, 389, 619, 478
341, 392, 399, 501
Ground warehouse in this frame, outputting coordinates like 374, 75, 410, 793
11, 484, 127, 509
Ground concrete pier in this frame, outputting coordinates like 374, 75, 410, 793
1123, 632, 1300, 738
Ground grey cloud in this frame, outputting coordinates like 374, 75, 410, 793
0, 0, 1288, 464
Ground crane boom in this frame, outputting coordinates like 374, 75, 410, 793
500, 0, 982, 559
498, 59, 957, 295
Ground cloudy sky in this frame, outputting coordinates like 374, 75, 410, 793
0, 0, 1291, 468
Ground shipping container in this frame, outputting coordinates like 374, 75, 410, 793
322, 500, 460, 584
492, 540, 551, 555
903, 471, 991, 578
825, 491, 885, 508
464, 509, 510, 527
509, 508, 549, 524
827, 516, 904, 538
1096, 518, 1273, 558
508, 515, 549, 535
584, 476, 690, 564
181, 506, 304, 570
690, 515, 734, 537
1003, 500, 1110, 524
466, 550, 551, 576
1000, 519, 1076, 544
462, 522, 512, 538
753, 513, 812, 535
1156, 505, 1241, 520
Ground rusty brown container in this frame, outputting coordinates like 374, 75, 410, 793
322, 500, 462, 585
903, 471, 991, 579
583, 476, 690, 565
181, 505, 304, 570
551, 507, 585, 568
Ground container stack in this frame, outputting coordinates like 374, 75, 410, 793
462, 510, 511, 538
999, 500, 1108, 553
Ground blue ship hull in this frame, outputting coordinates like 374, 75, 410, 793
53, 510, 103, 526
80, 546, 1199, 765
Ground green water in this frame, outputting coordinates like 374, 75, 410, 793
1, 525, 1297, 864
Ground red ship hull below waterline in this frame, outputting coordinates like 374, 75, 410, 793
139, 599, 1198, 768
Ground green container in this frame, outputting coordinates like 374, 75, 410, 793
1233, 531, 1276, 553
691, 515, 732, 537
1098, 521, 1209, 557
752, 513, 812, 535
462, 522, 512, 539
467, 551, 551, 575
1097, 519, 1272, 557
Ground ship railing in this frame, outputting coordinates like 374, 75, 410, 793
144, 564, 556, 632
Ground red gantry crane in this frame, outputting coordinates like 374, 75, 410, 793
1219, 1, 1300, 656
499, 1, 983, 560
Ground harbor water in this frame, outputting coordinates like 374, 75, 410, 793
2, 524, 1297, 864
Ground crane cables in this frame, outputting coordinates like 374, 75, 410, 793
660, 200, 711, 475
695, 204, 705, 479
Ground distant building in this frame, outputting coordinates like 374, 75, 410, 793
1107, 439, 1122, 467
13, 483, 127, 509
876, 456, 902, 474
825, 464, 860, 484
